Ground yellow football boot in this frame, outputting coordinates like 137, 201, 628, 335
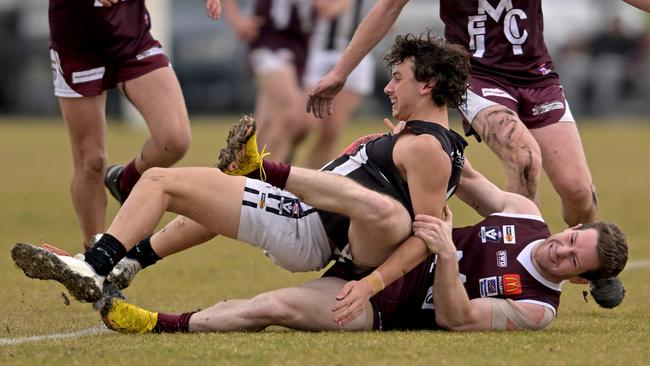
100, 297, 158, 334
217, 114, 270, 180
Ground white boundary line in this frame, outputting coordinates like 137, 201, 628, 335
626, 259, 650, 271
0, 325, 109, 346
1, 260, 649, 346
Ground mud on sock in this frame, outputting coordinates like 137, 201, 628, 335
125, 236, 162, 269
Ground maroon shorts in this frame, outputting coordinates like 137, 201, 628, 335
459, 75, 575, 140
50, 40, 170, 98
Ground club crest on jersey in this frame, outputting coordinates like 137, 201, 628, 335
503, 225, 516, 244
279, 197, 303, 218
496, 250, 508, 267
480, 226, 502, 243
537, 63, 552, 75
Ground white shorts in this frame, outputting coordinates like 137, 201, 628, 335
304, 50, 375, 96
249, 48, 296, 75
458, 89, 500, 125
237, 179, 332, 272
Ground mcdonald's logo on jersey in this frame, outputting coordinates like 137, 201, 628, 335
502, 274, 522, 295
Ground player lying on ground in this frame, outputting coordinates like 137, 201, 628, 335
306, 0, 650, 310
98, 160, 628, 332
11, 32, 470, 317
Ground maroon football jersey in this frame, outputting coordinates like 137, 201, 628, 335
440, 0, 558, 87
49, 0, 155, 61
370, 213, 561, 330
249, 0, 313, 75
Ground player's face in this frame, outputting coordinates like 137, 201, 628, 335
535, 227, 600, 282
384, 59, 423, 121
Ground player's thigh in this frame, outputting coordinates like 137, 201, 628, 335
292, 277, 374, 331
145, 167, 246, 238
59, 95, 108, 160
347, 203, 412, 268
328, 90, 363, 131
530, 122, 593, 189
121, 66, 189, 133
256, 67, 304, 112
473, 105, 539, 154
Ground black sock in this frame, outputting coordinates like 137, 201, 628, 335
125, 236, 162, 269
83, 233, 127, 276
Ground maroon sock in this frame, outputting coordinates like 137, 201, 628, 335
152, 311, 196, 333
260, 160, 291, 189
119, 160, 141, 198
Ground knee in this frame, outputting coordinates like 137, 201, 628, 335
77, 152, 107, 179
355, 190, 403, 227
164, 130, 191, 159
558, 179, 597, 208
138, 167, 169, 188
245, 292, 297, 324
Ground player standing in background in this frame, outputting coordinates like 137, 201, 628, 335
222, 0, 314, 162
50, 0, 222, 249
306, 0, 650, 308
301, 0, 375, 168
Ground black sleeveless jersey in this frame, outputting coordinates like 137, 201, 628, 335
318, 121, 468, 252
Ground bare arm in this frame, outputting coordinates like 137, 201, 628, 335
368, 134, 450, 286
622, 0, 650, 11
307, 0, 409, 118
455, 160, 540, 217
333, 134, 450, 325
221, 0, 264, 42
414, 210, 554, 331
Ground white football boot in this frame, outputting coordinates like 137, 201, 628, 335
11, 242, 104, 303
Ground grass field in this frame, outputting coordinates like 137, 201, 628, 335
1, 116, 649, 365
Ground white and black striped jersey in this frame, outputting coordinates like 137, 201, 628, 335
310, 0, 373, 52
319, 120, 468, 251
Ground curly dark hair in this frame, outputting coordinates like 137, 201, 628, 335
578, 222, 628, 281
383, 30, 470, 108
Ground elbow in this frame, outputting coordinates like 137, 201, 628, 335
434, 312, 474, 331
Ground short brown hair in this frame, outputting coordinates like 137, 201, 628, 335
579, 222, 628, 280
383, 30, 470, 108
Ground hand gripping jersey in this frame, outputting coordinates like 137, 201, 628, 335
49, 0, 156, 61
367, 213, 561, 330
318, 121, 468, 257
440, 0, 558, 88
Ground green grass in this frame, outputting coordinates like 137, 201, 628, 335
1, 116, 649, 365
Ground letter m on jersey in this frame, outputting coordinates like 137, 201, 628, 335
503, 274, 523, 295
468, 0, 528, 57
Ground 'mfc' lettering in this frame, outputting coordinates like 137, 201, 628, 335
467, 0, 528, 57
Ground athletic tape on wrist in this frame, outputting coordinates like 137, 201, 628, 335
363, 271, 385, 296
